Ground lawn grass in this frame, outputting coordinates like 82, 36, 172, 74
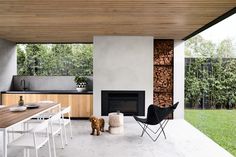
185, 109, 236, 156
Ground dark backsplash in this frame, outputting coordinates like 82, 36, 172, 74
11, 76, 93, 91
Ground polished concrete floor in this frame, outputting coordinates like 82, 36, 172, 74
1, 118, 234, 157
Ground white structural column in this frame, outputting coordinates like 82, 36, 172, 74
174, 40, 185, 119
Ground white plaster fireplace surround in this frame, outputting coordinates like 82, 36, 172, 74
93, 36, 154, 116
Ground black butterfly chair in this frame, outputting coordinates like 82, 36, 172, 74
133, 102, 179, 142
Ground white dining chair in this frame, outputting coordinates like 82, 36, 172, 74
10, 112, 65, 157
8, 120, 51, 157
22, 111, 65, 157
37, 100, 58, 120
36, 104, 73, 145
38, 101, 73, 144
0, 105, 16, 141
26, 102, 61, 124
0, 105, 16, 142
49, 112, 65, 157
60, 106, 73, 145
2, 105, 25, 143
38, 100, 55, 103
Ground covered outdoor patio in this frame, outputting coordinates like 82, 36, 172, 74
0, 1, 236, 157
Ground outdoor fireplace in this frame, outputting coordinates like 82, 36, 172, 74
101, 90, 145, 116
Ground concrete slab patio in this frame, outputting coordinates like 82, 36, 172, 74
1, 118, 233, 157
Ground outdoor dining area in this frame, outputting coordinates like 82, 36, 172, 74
0, 102, 72, 157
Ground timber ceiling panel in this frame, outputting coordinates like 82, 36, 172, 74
0, 0, 235, 42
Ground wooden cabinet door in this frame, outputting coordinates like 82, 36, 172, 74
71, 95, 93, 118
1, 94, 93, 118
2, 94, 48, 105
2, 94, 21, 105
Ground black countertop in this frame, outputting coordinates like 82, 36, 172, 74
1, 90, 93, 94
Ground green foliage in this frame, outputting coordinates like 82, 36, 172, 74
74, 76, 88, 85
185, 35, 235, 58
185, 110, 236, 156
216, 39, 235, 58
185, 35, 236, 109
17, 45, 26, 75
185, 35, 216, 57
222, 59, 236, 106
185, 58, 209, 108
72, 44, 93, 76
24, 44, 48, 75
17, 44, 93, 76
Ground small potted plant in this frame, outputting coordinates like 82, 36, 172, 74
74, 76, 88, 92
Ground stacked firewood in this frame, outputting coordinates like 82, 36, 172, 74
154, 66, 173, 92
154, 39, 174, 65
153, 39, 174, 109
154, 40, 174, 54
153, 93, 173, 107
154, 53, 173, 65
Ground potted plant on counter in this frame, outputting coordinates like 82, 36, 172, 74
74, 76, 88, 92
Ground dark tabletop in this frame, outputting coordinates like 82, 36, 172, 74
1, 90, 93, 94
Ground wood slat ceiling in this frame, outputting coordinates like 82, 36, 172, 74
0, 0, 235, 43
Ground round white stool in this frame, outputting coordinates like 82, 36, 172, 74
108, 112, 124, 127
109, 126, 124, 135
108, 112, 124, 135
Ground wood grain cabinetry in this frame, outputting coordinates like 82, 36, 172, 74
1, 94, 93, 118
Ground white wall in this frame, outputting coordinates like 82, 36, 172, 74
0, 39, 17, 103
174, 40, 185, 119
93, 36, 153, 116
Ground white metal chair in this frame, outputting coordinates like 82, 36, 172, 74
26, 111, 65, 157
39, 101, 73, 145
8, 120, 52, 157
12, 104, 64, 157
60, 106, 73, 145
42, 105, 73, 145
49, 112, 65, 157
0, 106, 17, 142
26, 102, 61, 123
11, 112, 65, 157
36, 101, 58, 120
38, 100, 55, 103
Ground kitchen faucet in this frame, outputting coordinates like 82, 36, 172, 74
20, 79, 28, 91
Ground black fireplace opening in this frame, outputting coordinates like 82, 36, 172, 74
101, 90, 145, 116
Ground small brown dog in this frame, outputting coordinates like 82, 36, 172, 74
89, 116, 105, 136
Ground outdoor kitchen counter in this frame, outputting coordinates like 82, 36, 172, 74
1, 90, 93, 94
1, 90, 93, 118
